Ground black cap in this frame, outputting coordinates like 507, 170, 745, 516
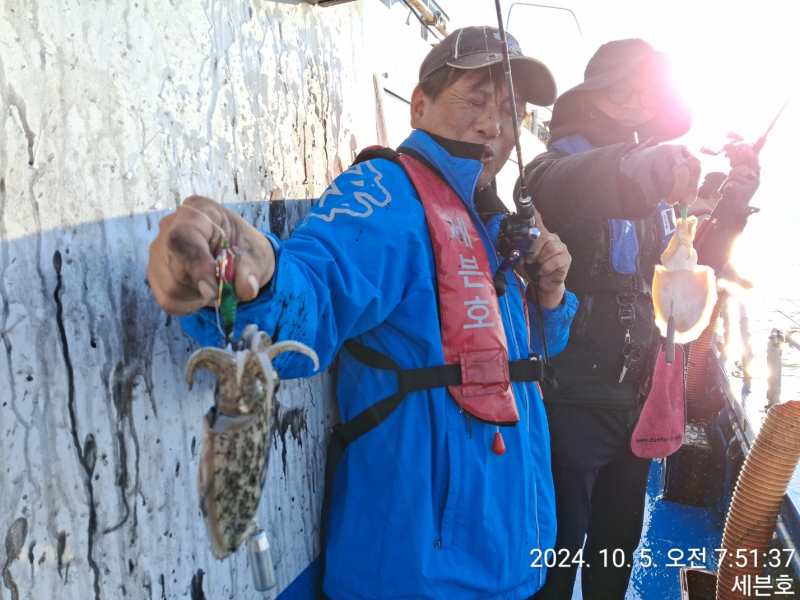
418, 26, 557, 107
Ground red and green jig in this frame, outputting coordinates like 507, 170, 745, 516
216, 239, 238, 346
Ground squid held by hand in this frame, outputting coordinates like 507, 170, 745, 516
185, 324, 319, 559
653, 216, 717, 344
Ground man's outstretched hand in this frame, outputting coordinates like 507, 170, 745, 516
147, 196, 275, 316
619, 142, 702, 207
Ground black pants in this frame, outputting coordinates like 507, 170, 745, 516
533, 404, 653, 600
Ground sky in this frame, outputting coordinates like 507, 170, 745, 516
444, 0, 800, 299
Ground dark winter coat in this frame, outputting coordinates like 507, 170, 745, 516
519, 95, 691, 407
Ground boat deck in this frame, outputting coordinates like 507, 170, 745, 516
628, 461, 724, 599
567, 460, 725, 600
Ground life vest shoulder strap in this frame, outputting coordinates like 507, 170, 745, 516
353, 145, 403, 166
353, 144, 443, 183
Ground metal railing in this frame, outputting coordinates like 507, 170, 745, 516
766, 328, 800, 407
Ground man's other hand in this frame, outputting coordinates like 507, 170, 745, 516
729, 145, 760, 176
515, 208, 571, 309
147, 196, 275, 316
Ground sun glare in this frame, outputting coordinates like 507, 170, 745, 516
454, 0, 799, 309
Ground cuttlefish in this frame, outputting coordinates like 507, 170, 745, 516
653, 216, 718, 344
186, 324, 319, 559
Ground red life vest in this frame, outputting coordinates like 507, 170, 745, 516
395, 153, 519, 426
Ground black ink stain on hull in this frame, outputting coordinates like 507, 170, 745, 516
269, 196, 287, 241
106, 280, 160, 540
53, 250, 101, 599
2, 517, 28, 600
190, 569, 206, 600
277, 405, 307, 476
56, 530, 67, 578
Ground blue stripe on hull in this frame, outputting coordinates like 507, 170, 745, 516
277, 557, 319, 600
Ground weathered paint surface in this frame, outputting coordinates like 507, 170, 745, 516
0, 1, 375, 598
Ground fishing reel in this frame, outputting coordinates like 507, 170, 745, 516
700, 130, 748, 158
700, 131, 762, 171
493, 195, 540, 297
700, 102, 787, 164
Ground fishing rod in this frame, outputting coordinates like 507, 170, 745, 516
695, 100, 788, 234
664, 102, 789, 363
494, 0, 531, 210
700, 101, 788, 160
491, 0, 551, 365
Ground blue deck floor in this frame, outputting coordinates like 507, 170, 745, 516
570, 459, 725, 600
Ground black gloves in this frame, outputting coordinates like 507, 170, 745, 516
618, 143, 698, 207
719, 171, 760, 214
696, 170, 761, 273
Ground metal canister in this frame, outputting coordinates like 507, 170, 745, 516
247, 529, 277, 591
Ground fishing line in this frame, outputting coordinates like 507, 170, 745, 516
181, 202, 229, 244
180, 202, 236, 344
776, 309, 800, 329
492, 0, 527, 198
482, 26, 495, 96
527, 270, 551, 364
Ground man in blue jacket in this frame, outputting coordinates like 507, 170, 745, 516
147, 26, 577, 600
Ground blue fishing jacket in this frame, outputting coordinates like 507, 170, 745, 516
181, 129, 577, 600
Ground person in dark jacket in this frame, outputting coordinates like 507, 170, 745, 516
519, 39, 760, 600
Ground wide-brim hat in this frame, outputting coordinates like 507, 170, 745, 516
551, 38, 691, 141
572, 39, 670, 93
419, 26, 557, 107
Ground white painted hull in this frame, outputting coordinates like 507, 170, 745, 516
0, 1, 375, 598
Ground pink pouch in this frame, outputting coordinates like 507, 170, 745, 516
630, 344, 686, 459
